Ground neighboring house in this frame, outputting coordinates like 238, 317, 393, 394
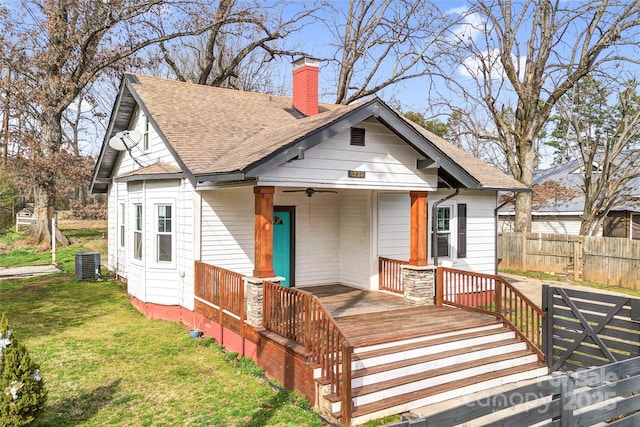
499, 159, 640, 238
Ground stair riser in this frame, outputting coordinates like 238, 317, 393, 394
352, 331, 516, 370
351, 342, 527, 388
354, 355, 539, 407
354, 323, 504, 354
349, 366, 549, 426
330, 355, 539, 413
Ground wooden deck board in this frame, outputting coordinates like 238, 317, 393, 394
300, 284, 498, 347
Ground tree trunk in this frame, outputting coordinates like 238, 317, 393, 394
513, 134, 537, 233
514, 191, 533, 233
25, 114, 69, 246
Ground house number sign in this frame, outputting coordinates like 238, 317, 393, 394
348, 170, 366, 179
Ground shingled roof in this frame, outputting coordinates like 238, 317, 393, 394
91, 74, 527, 193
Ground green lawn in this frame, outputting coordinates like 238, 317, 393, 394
0, 231, 324, 426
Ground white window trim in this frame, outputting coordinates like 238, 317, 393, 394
142, 113, 150, 152
152, 201, 176, 270
428, 201, 458, 262
132, 202, 143, 264
119, 203, 126, 248
153, 200, 177, 268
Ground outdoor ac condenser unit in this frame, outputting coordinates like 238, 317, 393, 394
75, 252, 101, 280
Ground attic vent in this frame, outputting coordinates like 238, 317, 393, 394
75, 252, 101, 280
350, 127, 365, 146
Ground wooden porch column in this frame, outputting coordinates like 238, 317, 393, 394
253, 186, 275, 278
409, 191, 428, 266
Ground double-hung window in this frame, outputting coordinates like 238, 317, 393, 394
156, 205, 172, 262
119, 203, 125, 248
432, 204, 468, 260
133, 204, 143, 260
436, 206, 452, 257
142, 114, 150, 151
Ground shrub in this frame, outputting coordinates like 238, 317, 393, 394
0, 316, 47, 427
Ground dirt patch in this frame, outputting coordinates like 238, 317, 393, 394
58, 219, 107, 229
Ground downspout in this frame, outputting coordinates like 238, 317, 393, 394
494, 194, 517, 275
432, 188, 460, 267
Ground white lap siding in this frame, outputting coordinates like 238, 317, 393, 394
377, 192, 411, 261
112, 179, 193, 308
376, 190, 498, 275
429, 190, 496, 274
200, 187, 255, 276
338, 190, 372, 289
258, 120, 438, 191
275, 189, 340, 286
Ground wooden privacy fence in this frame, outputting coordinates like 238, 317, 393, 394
390, 356, 640, 427
437, 267, 545, 360
544, 285, 640, 372
193, 261, 245, 333
262, 282, 353, 426
499, 232, 640, 288
378, 257, 407, 294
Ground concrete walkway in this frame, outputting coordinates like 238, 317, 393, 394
0, 264, 62, 280
501, 272, 635, 307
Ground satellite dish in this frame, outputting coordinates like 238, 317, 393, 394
108, 130, 142, 151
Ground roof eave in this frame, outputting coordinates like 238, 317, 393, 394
89, 79, 129, 194
122, 75, 197, 187
488, 186, 531, 192
240, 99, 483, 190
115, 173, 185, 183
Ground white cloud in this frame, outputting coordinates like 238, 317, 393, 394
447, 6, 485, 44
458, 48, 526, 82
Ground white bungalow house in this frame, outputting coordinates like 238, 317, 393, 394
91, 60, 525, 311
91, 60, 545, 425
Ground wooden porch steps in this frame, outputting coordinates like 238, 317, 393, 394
338, 362, 547, 423
319, 322, 547, 426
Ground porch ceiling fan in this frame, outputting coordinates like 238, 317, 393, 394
282, 187, 337, 197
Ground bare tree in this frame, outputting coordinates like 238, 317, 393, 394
439, 0, 640, 232
330, 0, 459, 105
156, 0, 315, 93
551, 77, 640, 235
1, 0, 225, 246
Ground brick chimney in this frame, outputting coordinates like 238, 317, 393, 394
292, 57, 320, 116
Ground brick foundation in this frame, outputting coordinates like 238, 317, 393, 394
130, 297, 258, 361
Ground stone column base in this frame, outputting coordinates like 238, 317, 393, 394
402, 265, 436, 306
244, 276, 284, 328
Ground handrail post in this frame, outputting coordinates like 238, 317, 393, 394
341, 344, 353, 427
435, 266, 443, 307
219, 269, 225, 326
495, 277, 503, 319
304, 296, 311, 352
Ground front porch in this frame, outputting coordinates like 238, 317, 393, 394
192, 260, 546, 426
304, 284, 501, 347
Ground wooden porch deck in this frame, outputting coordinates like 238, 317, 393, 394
301, 284, 499, 348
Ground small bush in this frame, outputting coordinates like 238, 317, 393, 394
0, 316, 47, 426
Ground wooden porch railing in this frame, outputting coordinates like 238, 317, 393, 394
378, 257, 408, 294
263, 282, 353, 426
194, 261, 245, 321
436, 267, 545, 361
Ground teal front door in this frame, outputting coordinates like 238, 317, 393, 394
273, 208, 294, 287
